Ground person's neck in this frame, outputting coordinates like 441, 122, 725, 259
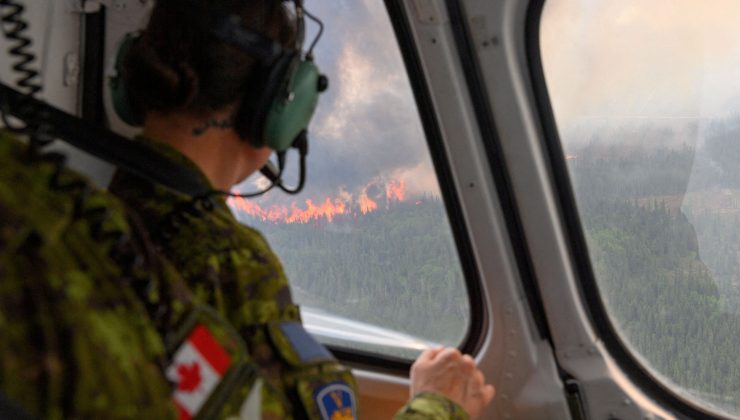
142, 111, 249, 191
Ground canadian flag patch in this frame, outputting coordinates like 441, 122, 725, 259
166, 324, 232, 420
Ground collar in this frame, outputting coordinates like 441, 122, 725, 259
112, 136, 230, 212
135, 136, 215, 188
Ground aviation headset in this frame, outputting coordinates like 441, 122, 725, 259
109, 0, 327, 153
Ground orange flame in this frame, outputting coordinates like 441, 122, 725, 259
285, 198, 348, 223
358, 191, 378, 214
230, 196, 353, 224
386, 179, 406, 203
228, 179, 408, 224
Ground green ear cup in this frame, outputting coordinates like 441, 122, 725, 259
110, 34, 144, 127
263, 59, 321, 151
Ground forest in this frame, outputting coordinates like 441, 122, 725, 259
231, 117, 740, 413
234, 197, 470, 350
567, 120, 740, 413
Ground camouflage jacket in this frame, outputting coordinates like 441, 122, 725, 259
394, 393, 469, 420
0, 131, 177, 418
109, 138, 469, 420
0, 131, 316, 419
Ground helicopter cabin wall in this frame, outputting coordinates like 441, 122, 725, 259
0, 0, 142, 187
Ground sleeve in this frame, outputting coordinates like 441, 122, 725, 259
394, 392, 470, 420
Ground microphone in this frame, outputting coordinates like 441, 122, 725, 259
223, 131, 308, 199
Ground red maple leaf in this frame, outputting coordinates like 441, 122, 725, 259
177, 362, 202, 392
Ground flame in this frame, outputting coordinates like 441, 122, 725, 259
358, 191, 378, 214
286, 198, 347, 223
386, 179, 406, 203
229, 197, 348, 223
229, 179, 408, 224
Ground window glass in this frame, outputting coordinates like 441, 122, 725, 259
227, 1, 470, 359
541, 0, 740, 414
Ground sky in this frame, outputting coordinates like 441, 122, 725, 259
238, 0, 740, 210
236, 0, 440, 210
5, 0, 739, 210
541, 0, 740, 136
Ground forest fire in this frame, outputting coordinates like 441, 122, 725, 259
228, 180, 408, 224
386, 179, 406, 203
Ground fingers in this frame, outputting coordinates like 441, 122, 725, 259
416, 346, 444, 364
410, 346, 495, 419
482, 384, 496, 405
460, 354, 476, 375
457, 357, 494, 419
471, 369, 484, 386
432, 347, 462, 365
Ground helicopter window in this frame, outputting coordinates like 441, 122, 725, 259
541, 0, 740, 415
227, 2, 472, 360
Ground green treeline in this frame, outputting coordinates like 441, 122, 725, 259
243, 197, 469, 347
571, 139, 740, 413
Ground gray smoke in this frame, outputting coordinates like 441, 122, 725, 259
234, 0, 438, 209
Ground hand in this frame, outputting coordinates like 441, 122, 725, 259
410, 347, 495, 419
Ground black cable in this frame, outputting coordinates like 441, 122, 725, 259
0, 0, 53, 148
303, 8, 324, 58
223, 130, 309, 198
219, 159, 284, 199
218, 182, 278, 199
0, 82, 213, 197
275, 131, 308, 194
0, 0, 40, 96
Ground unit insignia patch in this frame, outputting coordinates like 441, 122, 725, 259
314, 382, 356, 420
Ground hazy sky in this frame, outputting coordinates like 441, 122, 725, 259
239, 0, 440, 210
5, 1, 739, 209
541, 0, 740, 128
239, 0, 740, 210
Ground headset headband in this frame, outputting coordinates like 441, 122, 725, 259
178, 0, 304, 64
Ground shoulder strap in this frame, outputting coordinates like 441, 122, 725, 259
0, 82, 211, 197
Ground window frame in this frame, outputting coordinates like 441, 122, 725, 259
526, 0, 731, 418
309, 1, 487, 373
444, 0, 552, 343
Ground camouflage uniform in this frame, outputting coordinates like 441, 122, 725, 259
0, 130, 304, 419
109, 138, 469, 420
394, 393, 469, 419
0, 130, 176, 418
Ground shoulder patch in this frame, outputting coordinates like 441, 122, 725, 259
277, 321, 335, 364
166, 324, 232, 419
314, 382, 357, 420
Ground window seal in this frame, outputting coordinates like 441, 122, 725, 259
525, 0, 727, 418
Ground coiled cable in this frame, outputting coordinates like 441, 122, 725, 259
0, 0, 39, 94
0, 0, 52, 148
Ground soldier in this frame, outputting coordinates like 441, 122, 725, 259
109, 0, 494, 419
0, 128, 318, 419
